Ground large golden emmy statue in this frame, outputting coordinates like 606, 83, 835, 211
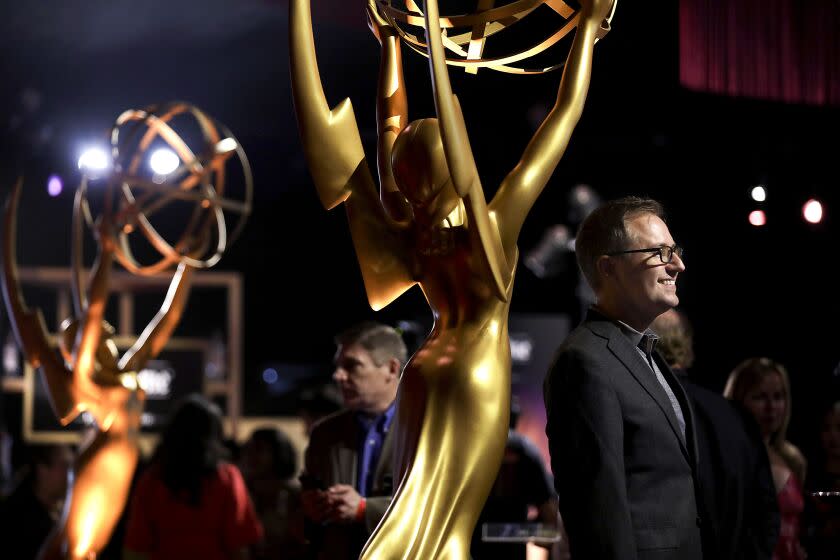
0, 102, 251, 560
290, 0, 614, 557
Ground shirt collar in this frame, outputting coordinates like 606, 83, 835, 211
615, 320, 659, 357
615, 319, 646, 346
591, 306, 659, 356
356, 400, 397, 432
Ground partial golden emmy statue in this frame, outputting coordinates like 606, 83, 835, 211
0, 102, 251, 560
290, 0, 615, 557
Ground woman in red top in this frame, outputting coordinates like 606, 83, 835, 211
725, 358, 807, 560
124, 395, 263, 560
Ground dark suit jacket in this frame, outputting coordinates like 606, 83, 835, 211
302, 408, 395, 560
681, 378, 779, 560
544, 309, 704, 560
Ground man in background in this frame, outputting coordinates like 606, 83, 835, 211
652, 308, 779, 560
300, 322, 406, 560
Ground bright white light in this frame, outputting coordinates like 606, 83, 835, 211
803, 199, 823, 224
262, 368, 279, 384
47, 174, 63, 197
149, 148, 180, 176
215, 138, 238, 154
751, 186, 767, 202
748, 210, 766, 227
137, 366, 174, 396
77, 148, 110, 172
3, 333, 19, 374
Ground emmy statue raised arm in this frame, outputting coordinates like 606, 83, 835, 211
290, 0, 614, 557
0, 102, 251, 560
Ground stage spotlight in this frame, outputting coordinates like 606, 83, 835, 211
751, 185, 767, 202
803, 199, 823, 224
77, 147, 111, 174
262, 367, 279, 384
47, 174, 62, 197
749, 210, 766, 227
149, 148, 180, 176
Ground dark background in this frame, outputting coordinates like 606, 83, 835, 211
1, 1, 838, 452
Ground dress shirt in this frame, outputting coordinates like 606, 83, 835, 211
356, 402, 396, 497
616, 320, 687, 441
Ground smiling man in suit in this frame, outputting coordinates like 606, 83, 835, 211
544, 196, 704, 560
300, 322, 406, 560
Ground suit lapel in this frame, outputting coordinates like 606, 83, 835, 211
334, 418, 359, 486
371, 422, 395, 493
654, 353, 700, 472
591, 320, 691, 462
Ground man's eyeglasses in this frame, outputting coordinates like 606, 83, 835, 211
606, 244, 684, 264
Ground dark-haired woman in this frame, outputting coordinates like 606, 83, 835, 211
124, 394, 262, 560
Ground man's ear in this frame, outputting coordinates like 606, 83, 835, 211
386, 358, 401, 381
596, 254, 614, 280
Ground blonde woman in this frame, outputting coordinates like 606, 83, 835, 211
724, 358, 806, 560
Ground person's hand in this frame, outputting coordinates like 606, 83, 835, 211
325, 484, 363, 523
301, 489, 331, 523
366, 0, 397, 45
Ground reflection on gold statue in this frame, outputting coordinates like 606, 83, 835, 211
373, 0, 616, 74
289, 0, 614, 557
0, 102, 251, 560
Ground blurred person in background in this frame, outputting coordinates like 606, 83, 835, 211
471, 397, 564, 560
123, 394, 262, 560
725, 358, 807, 560
240, 427, 305, 560
297, 384, 342, 435
653, 309, 778, 559
0, 443, 73, 559
803, 398, 840, 559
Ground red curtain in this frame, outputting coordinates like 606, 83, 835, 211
679, 0, 840, 105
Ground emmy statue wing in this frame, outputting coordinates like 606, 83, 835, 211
424, 0, 511, 301
289, 0, 370, 210
345, 174, 417, 311
290, 0, 414, 310
0, 180, 85, 424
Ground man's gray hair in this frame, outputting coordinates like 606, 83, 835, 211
335, 321, 408, 367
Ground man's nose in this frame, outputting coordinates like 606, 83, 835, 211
333, 368, 347, 382
669, 251, 686, 273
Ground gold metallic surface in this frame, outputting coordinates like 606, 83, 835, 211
290, 0, 613, 557
0, 104, 249, 559
83, 102, 253, 275
372, 0, 616, 74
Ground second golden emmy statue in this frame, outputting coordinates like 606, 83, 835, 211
290, 0, 616, 557
1, 102, 251, 559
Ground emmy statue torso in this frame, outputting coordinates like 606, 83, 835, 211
363, 225, 515, 559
